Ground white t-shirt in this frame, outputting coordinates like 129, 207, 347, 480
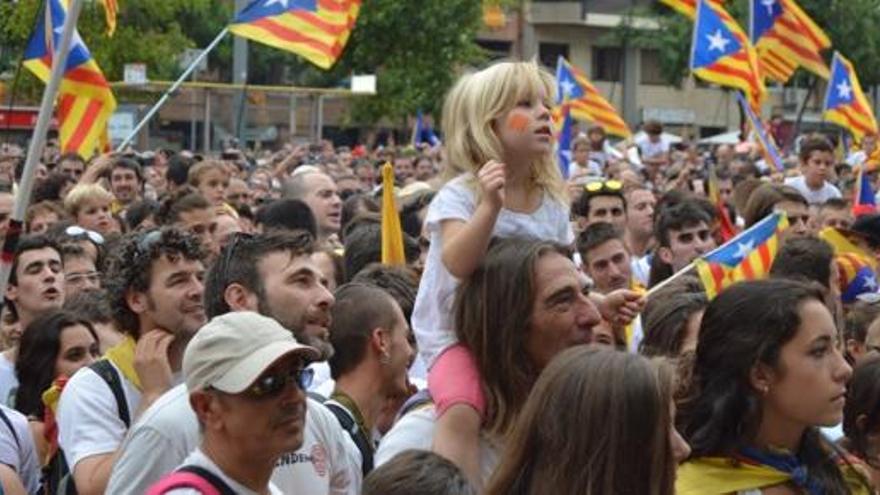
784, 175, 841, 205
0, 405, 40, 494
0, 353, 19, 407
107, 384, 361, 495
161, 448, 282, 495
56, 361, 143, 470
411, 175, 574, 369
636, 136, 670, 159
375, 404, 500, 484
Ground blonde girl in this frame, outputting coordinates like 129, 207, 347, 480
411, 60, 571, 485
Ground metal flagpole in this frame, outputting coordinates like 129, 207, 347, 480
0, 0, 84, 310
116, 26, 230, 150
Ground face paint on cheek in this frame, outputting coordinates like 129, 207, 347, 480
506, 113, 530, 133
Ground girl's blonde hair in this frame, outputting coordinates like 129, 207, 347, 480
440, 60, 567, 203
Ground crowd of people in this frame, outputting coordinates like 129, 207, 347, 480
0, 59, 876, 494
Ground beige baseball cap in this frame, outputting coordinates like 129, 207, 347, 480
183, 311, 319, 394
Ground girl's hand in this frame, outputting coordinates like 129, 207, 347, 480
478, 160, 506, 210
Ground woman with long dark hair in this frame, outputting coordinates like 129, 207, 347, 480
677, 279, 871, 494
486, 346, 689, 495
14, 311, 100, 463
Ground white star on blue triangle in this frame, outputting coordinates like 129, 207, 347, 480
234, 0, 316, 23
825, 56, 856, 109
556, 66, 584, 103
692, 0, 743, 69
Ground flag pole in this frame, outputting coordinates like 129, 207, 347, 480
644, 259, 696, 298
116, 26, 230, 150
0, 0, 84, 309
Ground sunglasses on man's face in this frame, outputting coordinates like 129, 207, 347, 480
244, 366, 314, 400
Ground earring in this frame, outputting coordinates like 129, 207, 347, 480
380, 352, 391, 364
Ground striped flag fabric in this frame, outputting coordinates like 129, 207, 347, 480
690, 0, 765, 112
696, 212, 788, 299
749, 0, 830, 82
819, 227, 878, 270
24, 0, 116, 158
820, 227, 879, 302
229, 0, 361, 70
836, 252, 878, 303
659, 0, 724, 19
823, 52, 878, 142
555, 56, 631, 138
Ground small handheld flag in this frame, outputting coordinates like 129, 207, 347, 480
230, 0, 361, 70
695, 212, 788, 299
823, 52, 878, 142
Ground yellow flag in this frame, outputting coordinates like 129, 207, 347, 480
381, 162, 405, 265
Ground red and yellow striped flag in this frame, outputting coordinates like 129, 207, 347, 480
98, 0, 118, 36
659, 0, 724, 19
750, 0, 830, 82
24, 0, 116, 158
229, 0, 361, 70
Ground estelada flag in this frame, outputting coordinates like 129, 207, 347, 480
690, 0, 765, 112
749, 0, 830, 82
24, 0, 116, 158
823, 52, 878, 142
230, 0, 361, 70
696, 212, 788, 299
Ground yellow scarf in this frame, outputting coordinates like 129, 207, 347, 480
102, 335, 141, 390
676, 456, 872, 495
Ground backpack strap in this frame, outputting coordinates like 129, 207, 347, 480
323, 401, 374, 475
0, 407, 19, 452
88, 360, 130, 428
145, 465, 237, 495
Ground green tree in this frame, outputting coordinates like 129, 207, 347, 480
316, 0, 486, 126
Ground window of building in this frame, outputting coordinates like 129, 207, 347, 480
640, 49, 665, 85
538, 42, 569, 71
592, 47, 622, 82
477, 40, 513, 61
